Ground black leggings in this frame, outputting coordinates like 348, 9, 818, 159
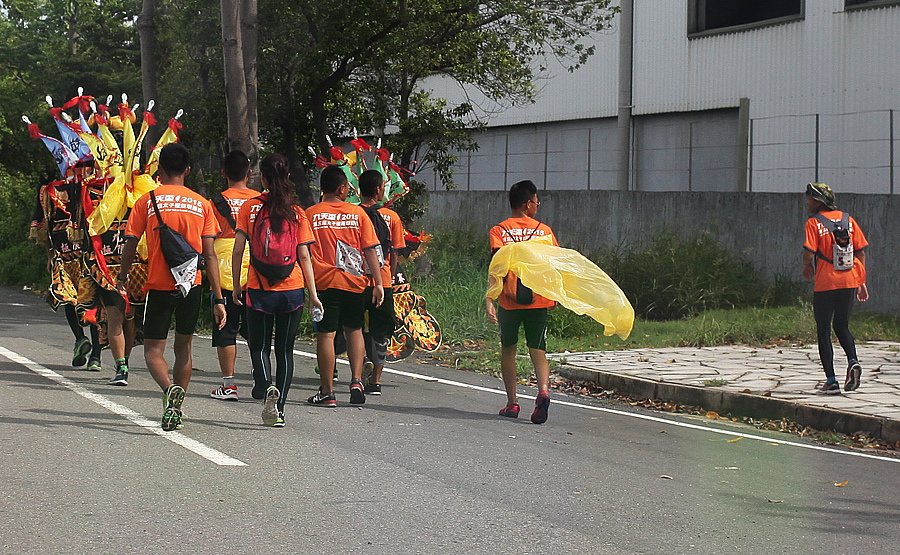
246, 308, 302, 411
813, 288, 858, 380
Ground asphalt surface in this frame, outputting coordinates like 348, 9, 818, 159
0, 286, 898, 554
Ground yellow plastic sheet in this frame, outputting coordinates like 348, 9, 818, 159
214, 238, 250, 289
487, 238, 635, 340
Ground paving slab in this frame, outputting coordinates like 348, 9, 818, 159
551, 342, 900, 442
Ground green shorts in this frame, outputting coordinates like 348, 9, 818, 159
498, 307, 548, 351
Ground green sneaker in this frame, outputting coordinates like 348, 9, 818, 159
162, 385, 186, 432
72, 336, 91, 367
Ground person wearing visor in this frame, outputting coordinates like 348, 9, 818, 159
802, 182, 869, 395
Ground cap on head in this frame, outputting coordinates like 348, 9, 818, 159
806, 182, 836, 210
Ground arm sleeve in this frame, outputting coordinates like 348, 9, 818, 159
851, 217, 868, 251
388, 210, 406, 249
297, 208, 315, 245
235, 200, 252, 237
201, 200, 221, 238
803, 218, 819, 254
125, 196, 147, 238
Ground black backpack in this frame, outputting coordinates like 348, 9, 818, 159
150, 190, 205, 272
362, 204, 393, 267
813, 212, 854, 271
210, 192, 236, 231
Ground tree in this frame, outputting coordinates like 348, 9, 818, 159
219, 0, 258, 164
138, 0, 159, 144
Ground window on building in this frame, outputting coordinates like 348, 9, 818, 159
845, 0, 900, 8
689, 0, 804, 36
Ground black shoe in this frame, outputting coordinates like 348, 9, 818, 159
816, 382, 841, 395
364, 382, 381, 395
72, 336, 91, 367
350, 380, 366, 405
307, 390, 337, 407
108, 366, 128, 386
251, 381, 269, 400
845, 361, 862, 392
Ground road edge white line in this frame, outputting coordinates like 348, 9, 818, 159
0, 345, 246, 467
195, 335, 900, 465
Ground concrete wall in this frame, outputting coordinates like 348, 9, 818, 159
420, 190, 899, 314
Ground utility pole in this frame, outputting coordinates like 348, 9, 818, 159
617, 0, 634, 191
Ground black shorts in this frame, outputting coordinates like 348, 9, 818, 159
143, 287, 203, 340
364, 286, 395, 338
318, 288, 366, 333
211, 290, 248, 347
97, 287, 126, 312
498, 307, 548, 351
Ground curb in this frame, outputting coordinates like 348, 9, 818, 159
557, 365, 900, 443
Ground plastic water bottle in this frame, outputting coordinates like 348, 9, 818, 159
311, 306, 324, 323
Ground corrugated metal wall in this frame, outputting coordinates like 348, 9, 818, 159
420, 0, 900, 194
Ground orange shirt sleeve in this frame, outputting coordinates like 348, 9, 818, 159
201, 200, 221, 238
296, 208, 315, 245
803, 218, 819, 253
489, 225, 503, 250
388, 210, 406, 250
125, 194, 148, 238
236, 199, 254, 237
851, 217, 868, 251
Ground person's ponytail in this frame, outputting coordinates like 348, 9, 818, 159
259, 154, 297, 230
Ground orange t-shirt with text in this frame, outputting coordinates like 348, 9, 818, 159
365, 205, 407, 289
305, 200, 379, 293
125, 184, 220, 291
214, 187, 260, 240
236, 199, 315, 292
803, 210, 868, 292
489, 216, 558, 310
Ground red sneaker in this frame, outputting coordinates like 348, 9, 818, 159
531, 392, 550, 424
499, 403, 520, 418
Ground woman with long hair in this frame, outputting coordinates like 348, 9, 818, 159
232, 153, 322, 427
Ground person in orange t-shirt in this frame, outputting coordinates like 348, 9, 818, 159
802, 182, 869, 395
231, 154, 321, 427
358, 169, 407, 395
305, 164, 383, 407
208, 150, 260, 402
118, 143, 226, 432
485, 180, 557, 424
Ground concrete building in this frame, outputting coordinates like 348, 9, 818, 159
421, 0, 900, 195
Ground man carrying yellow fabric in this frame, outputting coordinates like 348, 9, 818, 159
209, 151, 260, 400
485, 180, 558, 425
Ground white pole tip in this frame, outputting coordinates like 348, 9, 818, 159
175, 109, 184, 119
22, 115, 31, 124
77, 86, 84, 96
147, 100, 155, 112
45, 95, 53, 106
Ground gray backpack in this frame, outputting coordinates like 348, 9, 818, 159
813, 212, 853, 271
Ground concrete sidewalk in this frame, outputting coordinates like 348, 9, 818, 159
551, 341, 900, 443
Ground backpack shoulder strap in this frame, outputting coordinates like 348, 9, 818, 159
149, 190, 164, 225
840, 211, 850, 229
211, 192, 236, 230
813, 213, 836, 232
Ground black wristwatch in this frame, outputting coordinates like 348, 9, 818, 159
213, 298, 226, 305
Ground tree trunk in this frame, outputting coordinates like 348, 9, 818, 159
65, 1, 79, 56
220, 0, 251, 155
240, 0, 259, 166
137, 0, 160, 146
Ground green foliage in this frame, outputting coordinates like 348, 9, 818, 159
0, 167, 48, 285
593, 232, 780, 321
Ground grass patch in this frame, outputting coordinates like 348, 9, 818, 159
703, 379, 729, 387
409, 229, 900, 373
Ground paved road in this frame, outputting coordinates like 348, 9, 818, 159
1, 287, 898, 554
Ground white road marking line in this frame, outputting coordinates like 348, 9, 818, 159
0, 346, 246, 467
197, 335, 900, 464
